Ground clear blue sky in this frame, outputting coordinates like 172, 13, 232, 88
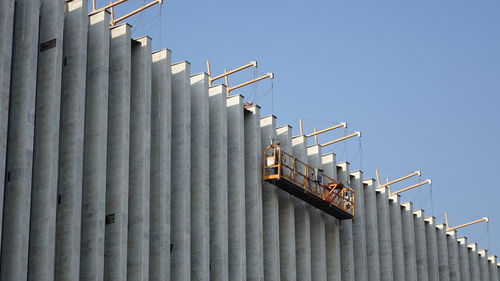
109, 0, 500, 254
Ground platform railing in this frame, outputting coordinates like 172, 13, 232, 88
263, 144, 355, 217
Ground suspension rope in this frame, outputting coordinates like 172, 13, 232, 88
159, 2, 162, 49
270, 79, 274, 116
430, 182, 434, 217
358, 136, 363, 171
250, 65, 258, 102
487, 220, 491, 249
343, 126, 348, 161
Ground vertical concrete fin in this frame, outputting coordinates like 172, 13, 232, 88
227, 94, 247, 280
446, 230, 461, 281
149, 48, 172, 281
363, 179, 381, 281
190, 73, 210, 281
308, 145, 327, 281
170, 61, 191, 280
29, 0, 66, 279
0, 0, 15, 248
81, 10, 110, 281
467, 243, 481, 281
457, 237, 471, 281
389, 194, 405, 281
425, 216, 440, 281
322, 153, 342, 281
208, 84, 229, 281
244, 105, 264, 281
0, 0, 40, 278
55, 1, 89, 280
436, 224, 450, 281
401, 202, 417, 281
292, 135, 312, 281
488, 256, 499, 281
478, 250, 490, 281
276, 125, 297, 281
337, 162, 355, 281
349, 170, 368, 281
413, 209, 429, 281
127, 36, 152, 281
104, 23, 131, 281
376, 187, 394, 281
261, 115, 281, 281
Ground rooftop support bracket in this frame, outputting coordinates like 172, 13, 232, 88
305, 122, 347, 138
90, 0, 163, 26
390, 179, 431, 195
319, 131, 360, 148
206, 60, 273, 96
445, 213, 489, 232
207, 60, 257, 86
376, 170, 421, 189
227, 73, 273, 95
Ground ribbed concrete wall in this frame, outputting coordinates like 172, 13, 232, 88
363, 178, 381, 281
292, 135, 313, 281
105, 22, 131, 281
190, 73, 210, 281
276, 125, 297, 281
0, 2, 499, 281
323, 153, 342, 281
55, 1, 88, 280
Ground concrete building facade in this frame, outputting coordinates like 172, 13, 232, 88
0, 1, 499, 281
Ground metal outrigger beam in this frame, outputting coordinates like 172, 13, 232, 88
206, 60, 257, 86
445, 213, 489, 232
298, 119, 346, 137
90, 0, 163, 26
206, 60, 273, 95
390, 179, 431, 195
305, 123, 347, 138
376, 170, 421, 189
298, 119, 357, 147
319, 132, 361, 148
227, 73, 273, 94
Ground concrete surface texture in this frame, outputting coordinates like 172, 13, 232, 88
277, 125, 297, 281
105, 22, 131, 281
0, 2, 499, 281
190, 72, 210, 281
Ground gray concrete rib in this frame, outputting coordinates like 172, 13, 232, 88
149, 49, 172, 281
292, 135, 312, 281
363, 179, 381, 281
457, 237, 471, 281
227, 94, 247, 280
244, 105, 264, 281
28, 0, 65, 279
0, 0, 15, 249
55, 1, 88, 280
208, 85, 229, 281
190, 73, 210, 281
376, 187, 394, 281
80, 11, 110, 281
338, 162, 355, 281
127, 36, 152, 281
322, 153, 342, 281
413, 210, 429, 281
350, 170, 368, 281
261, 115, 280, 281
104, 23, 131, 281
425, 217, 440, 281
277, 125, 297, 281
170, 61, 191, 280
401, 202, 417, 281
308, 145, 327, 281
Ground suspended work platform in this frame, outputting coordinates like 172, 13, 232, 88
263, 144, 355, 220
